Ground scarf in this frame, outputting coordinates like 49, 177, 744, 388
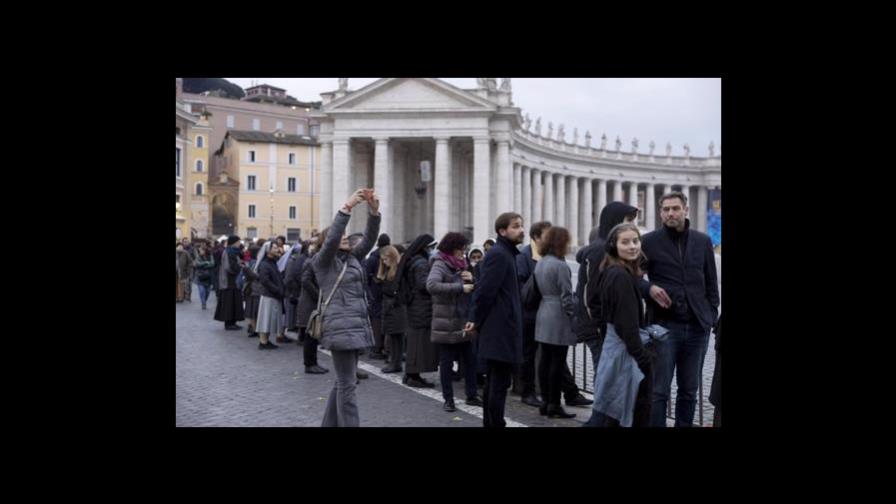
438, 251, 468, 272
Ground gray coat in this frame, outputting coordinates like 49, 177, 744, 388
217, 247, 241, 290
426, 257, 472, 345
310, 210, 381, 351
533, 254, 578, 346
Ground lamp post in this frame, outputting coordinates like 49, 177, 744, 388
269, 187, 274, 237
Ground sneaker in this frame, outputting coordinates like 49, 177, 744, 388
381, 365, 402, 373
258, 341, 279, 350
225, 325, 240, 330
357, 370, 369, 379
305, 365, 329, 374
465, 395, 484, 407
276, 335, 291, 344
443, 399, 456, 412
247, 332, 259, 338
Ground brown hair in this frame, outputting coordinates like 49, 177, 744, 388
529, 221, 552, 240
494, 212, 523, 235
538, 226, 570, 258
599, 222, 644, 277
376, 245, 400, 282
659, 191, 688, 208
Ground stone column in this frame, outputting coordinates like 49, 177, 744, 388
568, 176, 578, 247
556, 174, 566, 228
543, 171, 554, 224
597, 179, 607, 223
532, 169, 543, 225
698, 185, 709, 232
514, 163, 522, 213
522, 166, 532, 244
473, 137, 491, 245
612, 179, 623, 202
434, 137, 451, 241
332, 139, 350, 216
373, 137, 390, 238
628, 181, 639, 210
646, 183, 656, 230
495, 139, 512, 215
582, 177, 593, 244
319, 140, 333, 229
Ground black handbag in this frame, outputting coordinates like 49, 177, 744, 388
521, 272, 542, 311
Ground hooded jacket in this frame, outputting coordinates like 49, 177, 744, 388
577, 201, 639, 340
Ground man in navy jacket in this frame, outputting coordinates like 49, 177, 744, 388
466, 212, 525, 428
640, 191, 719, 427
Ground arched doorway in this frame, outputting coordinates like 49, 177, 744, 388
211, 193, 236, 236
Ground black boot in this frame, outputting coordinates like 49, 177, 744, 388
546, 404, 576, 419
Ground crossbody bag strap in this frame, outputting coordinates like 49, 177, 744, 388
320, 261, 349, 316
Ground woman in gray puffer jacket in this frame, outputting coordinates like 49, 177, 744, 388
426, 232, 484, 412
312, 188, 381, 428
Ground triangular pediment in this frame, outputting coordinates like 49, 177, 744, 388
326, 78, 495, 111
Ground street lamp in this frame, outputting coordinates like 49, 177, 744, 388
269, 187, 274, 237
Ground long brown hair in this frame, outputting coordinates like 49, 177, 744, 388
376, 245, 400, 282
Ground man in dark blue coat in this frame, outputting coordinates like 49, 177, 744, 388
639, 191, 719, 427
466, 212, 525, 428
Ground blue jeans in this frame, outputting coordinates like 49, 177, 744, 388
196, 282, 210, 306
321, 350, 359, 427
650, 320, 709, 427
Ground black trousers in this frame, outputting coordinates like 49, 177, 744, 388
483, 360, 514, 428
371, 317, 384, 353
301, 327, 320, 367
515, 321, 539, 397
538, 343, 570, 406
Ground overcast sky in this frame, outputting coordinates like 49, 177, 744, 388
225, 78, 721, 157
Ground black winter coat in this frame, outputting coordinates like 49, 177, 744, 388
296, 260, 319, 328
258, 256, 285, 300
639, 219, 719, 332
379, 273, 407, 335
469, 236, 523, 364
403, 254, 433, 329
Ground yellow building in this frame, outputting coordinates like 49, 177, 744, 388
188, 112, 212, 238
215, 130, 320, 242
176, 79, 198, 240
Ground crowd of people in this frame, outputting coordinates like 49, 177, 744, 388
177, 188, 721, 428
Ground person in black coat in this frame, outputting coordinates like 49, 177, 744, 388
578, 201, 639, 425
364, 234, 390, 360
514, 221, 551, 408
283, 243, 308, 333
213, 235, 246, 329
397, 233, 438, 388
298, 246, 328, 374
465, 213, 526, 428
639, 191, 720, 427
591, 222, 656, 427
376, 245, 407, 374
